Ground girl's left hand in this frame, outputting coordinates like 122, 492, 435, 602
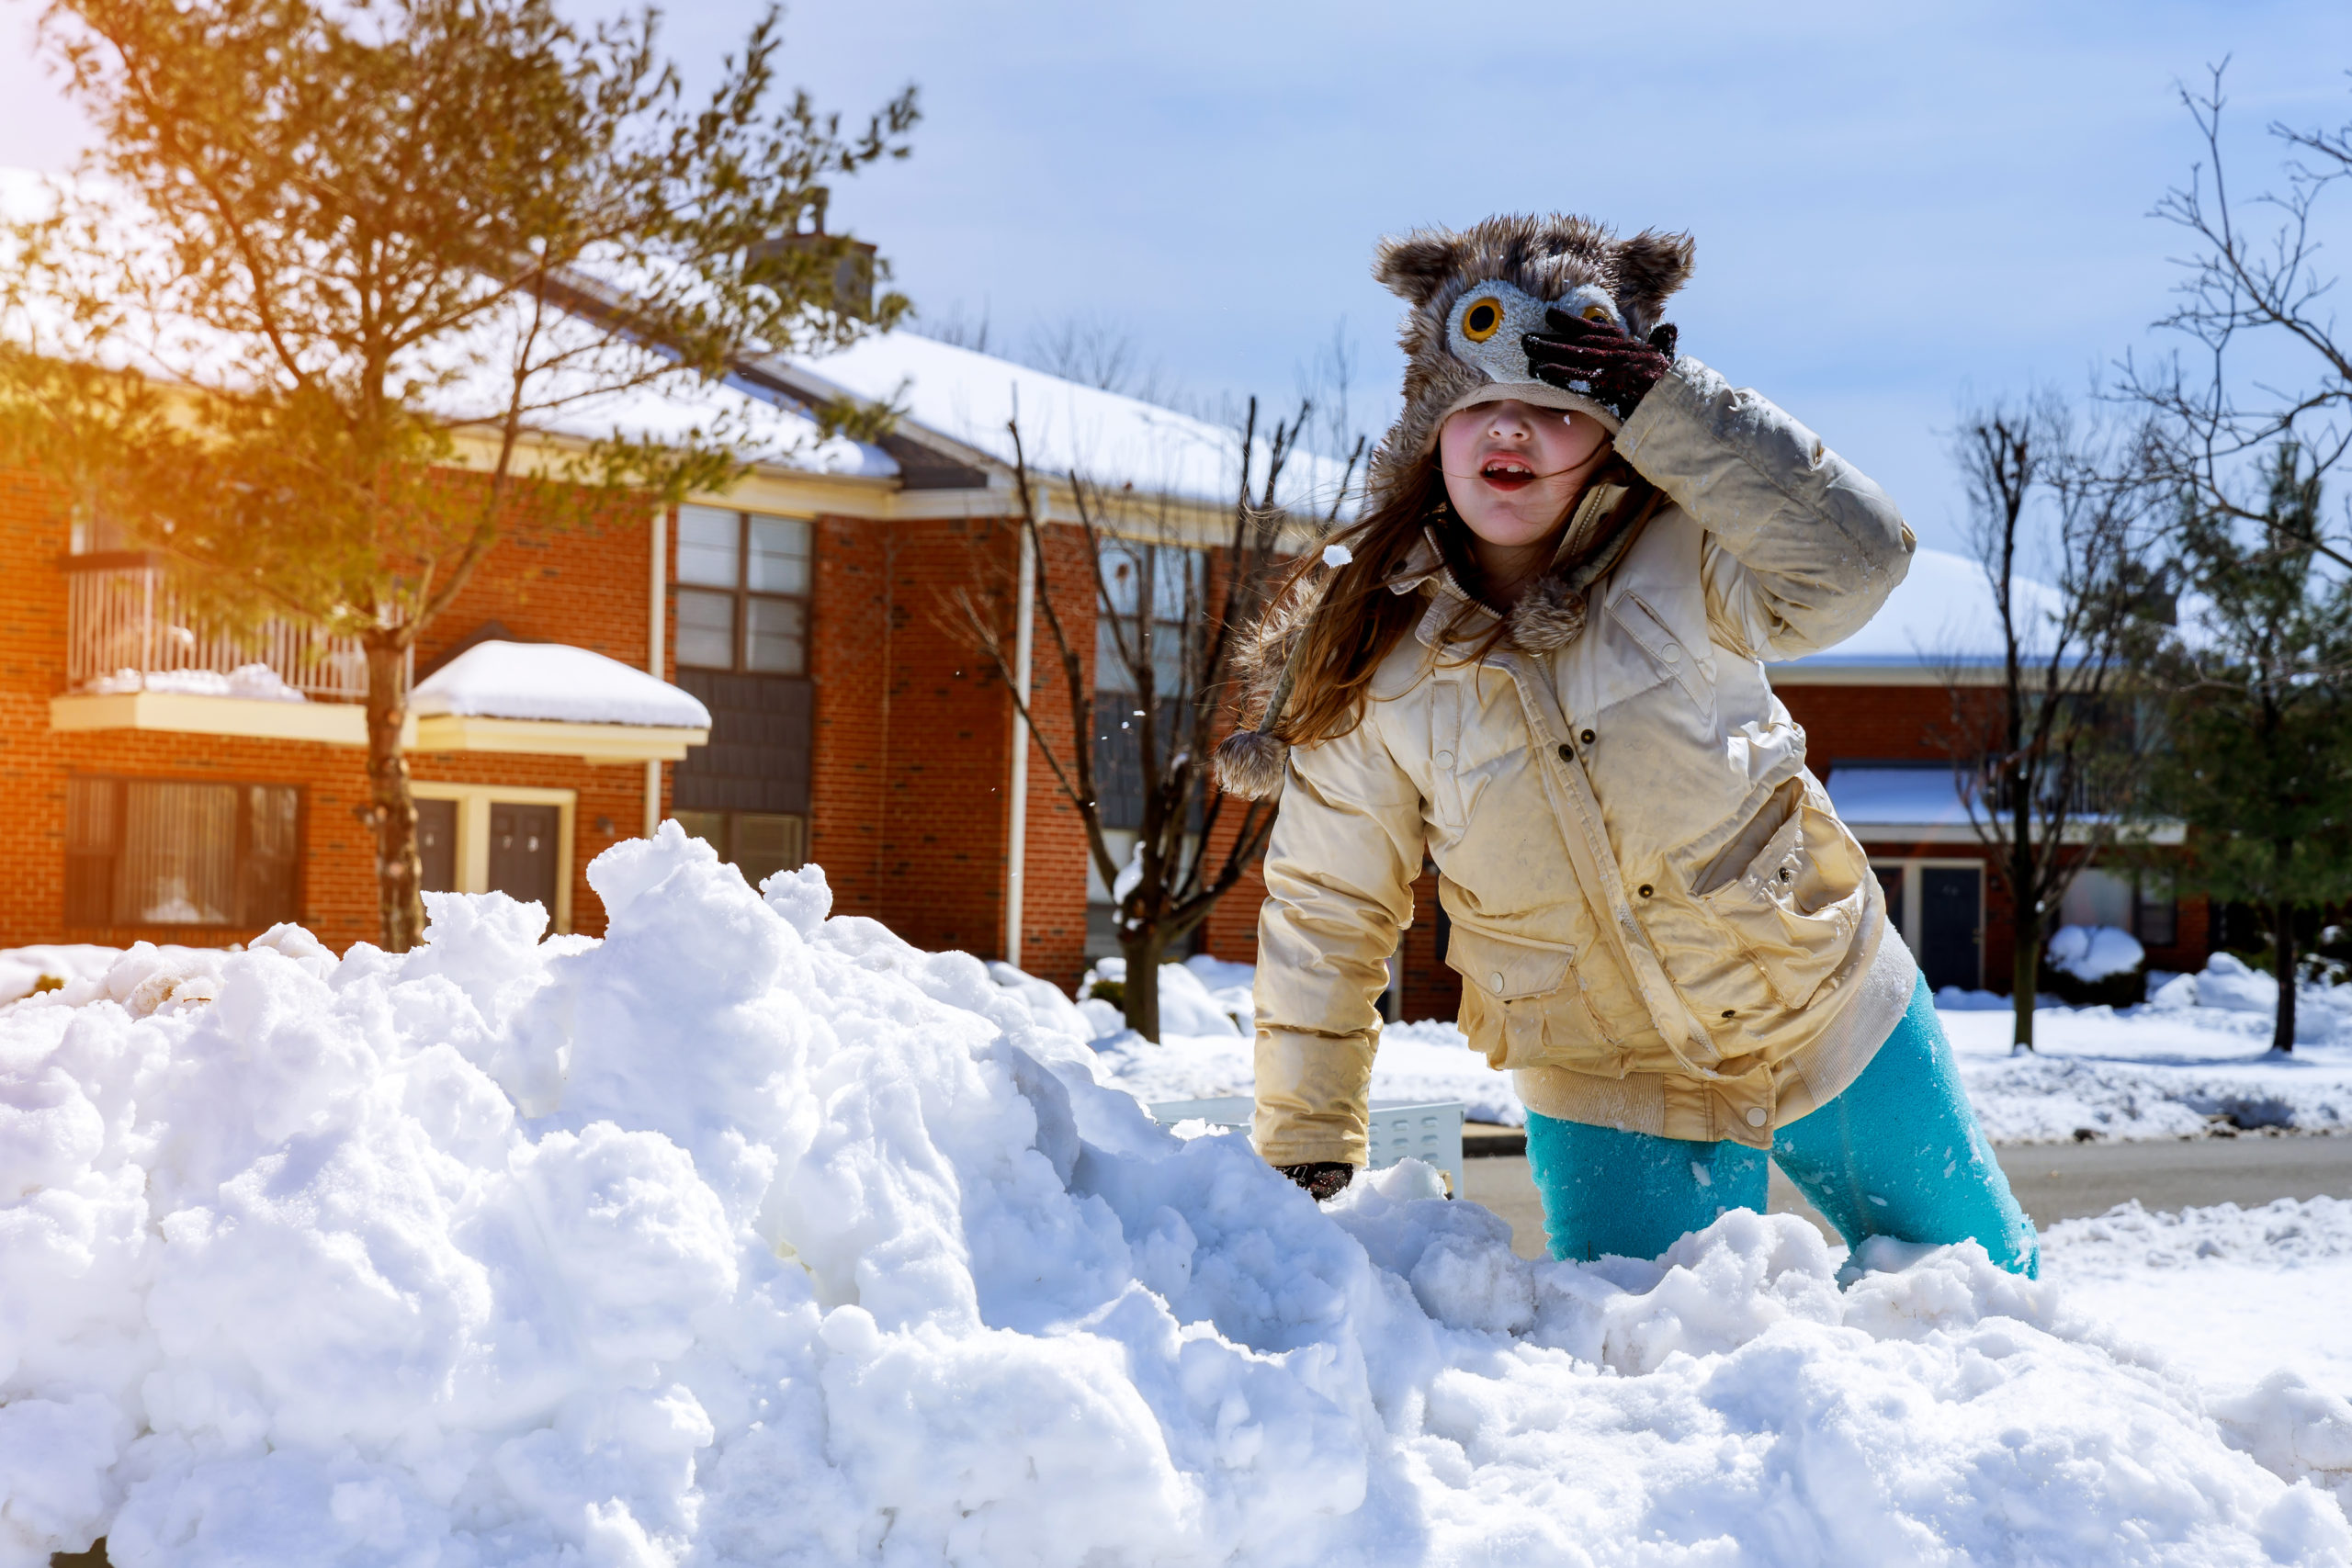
1521, 311, 1679, 423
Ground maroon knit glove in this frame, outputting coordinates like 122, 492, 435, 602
1521, 310, 1679, 423
1276, 1161, 1355, 1201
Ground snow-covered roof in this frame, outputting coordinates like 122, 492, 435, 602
1781, 546, 2068, 671
768, 332, 1360, 513
0, 167, 890, 479
411, 641, 709, 728
1823, 764, 1973, 829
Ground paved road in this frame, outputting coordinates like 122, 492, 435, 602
1462, 1134, 2352, 1261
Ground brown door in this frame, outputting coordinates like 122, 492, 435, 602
416, 798, 458, 893
488, 803, 560, 912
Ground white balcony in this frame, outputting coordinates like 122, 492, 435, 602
53, 559, 707, 761
65, 558, 392, 702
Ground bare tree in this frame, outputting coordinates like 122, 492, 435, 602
2120, 61, 2352, 570
1938, 395, 2164, 1051
955, 400, 1362, 1040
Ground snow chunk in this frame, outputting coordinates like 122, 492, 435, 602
85, 662, 306, 701
412, 640, 710, 727
2050, 923, 2145, 981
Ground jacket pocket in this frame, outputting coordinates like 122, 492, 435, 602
1692, 788, 1867, 1010
1609, 591, 1710, 711
1445, 926, 1617, 1068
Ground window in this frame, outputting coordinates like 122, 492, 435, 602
674, 504, 811, 672
2133, 872, 2179, 948
66, 777, 300, 928
674, 810, 807, 891
1094, 541, 1201, 698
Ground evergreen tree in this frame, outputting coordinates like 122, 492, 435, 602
0, 0, 916, 949
2153, 446, 2352, 1052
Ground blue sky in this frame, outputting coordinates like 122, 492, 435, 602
6, 2, 2351, 554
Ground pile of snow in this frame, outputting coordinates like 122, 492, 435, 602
85, 662, 307, 702
0, 944, 146, 1006
412, 640, 711, 728
2050, 924, 2145, 982
1077, 955, 1254, 1038
2041, 1199, 2352, 1511
1951, 953, 2352, 1140
8, 828, 2348, 1563
1075, 954, 1528, 1123
2153, 952, 2350, 1027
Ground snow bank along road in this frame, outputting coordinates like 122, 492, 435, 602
5, 829, 2350, 1565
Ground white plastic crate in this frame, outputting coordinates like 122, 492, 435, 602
1145, 1095, 1464, 1197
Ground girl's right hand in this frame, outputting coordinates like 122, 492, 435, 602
1276, 1161, 1356, 1201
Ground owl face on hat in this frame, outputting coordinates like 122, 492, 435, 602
1366, 213, 1693, 511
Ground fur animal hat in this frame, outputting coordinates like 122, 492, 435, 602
1212, 216, 1695, 802
1365, 213, 1694, 512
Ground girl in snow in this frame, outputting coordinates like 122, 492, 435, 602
1221, 215, 2038, 1274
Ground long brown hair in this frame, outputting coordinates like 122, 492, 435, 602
1262, 457, 1462, 745
1263, 451, 1652, 744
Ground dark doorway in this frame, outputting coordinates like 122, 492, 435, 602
416, 798, 458, 894
488, 803, 560, 911
1919, 865, 1983, 991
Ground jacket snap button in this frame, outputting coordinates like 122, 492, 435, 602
1637, 884, 1654, 898
1745, 1107, 1768, 1127
1556, 742, 1574, 761
1580, 728, 1595, 744
1435, 749, 1454, 769
1663, 644, 1682, 663
1490, 971, 1506, 990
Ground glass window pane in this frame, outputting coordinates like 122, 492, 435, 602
1148, 545, 1196, 622
731, 813, 805, 889
747, 516, 810, 594
746, 597, 804, 673
676, 589, 736, 669
673, 810, 727, 857
119, 781, 238, 924
1099, 543, 1140, 616
676, 505, 741, 587
240, 784, 300, 925
1095, 617, 1138, 694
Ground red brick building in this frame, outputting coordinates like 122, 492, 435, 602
0, 333, 1348, 999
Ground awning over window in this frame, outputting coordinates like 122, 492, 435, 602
1823, 765, 2183, 845
51, 640, 709, 762
1822, 766, 1975, 833
409, 642, 709, 761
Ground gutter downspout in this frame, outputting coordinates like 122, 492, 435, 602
1004, 496, 1040, 968
645, 505, 668, 839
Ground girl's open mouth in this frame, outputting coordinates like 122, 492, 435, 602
1479, 457, 1536, 491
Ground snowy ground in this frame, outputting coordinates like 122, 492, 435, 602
5, 837, 2350, 1565
1074, 953, 2352, 1144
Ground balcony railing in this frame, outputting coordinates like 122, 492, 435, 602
65, 558, 401, 702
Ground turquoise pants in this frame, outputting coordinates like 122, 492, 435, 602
1525, 975, 2039, 1275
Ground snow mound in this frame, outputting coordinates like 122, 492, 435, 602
85, 662, 307, 702
2050, 924, 2145, 982
2043, 1200, 2352, 1512
411, 640, 711, 728
3, 828, 2346, 1565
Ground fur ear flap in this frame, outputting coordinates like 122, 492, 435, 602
1374, 227, 1470, 307
1612, 228, 1695, 331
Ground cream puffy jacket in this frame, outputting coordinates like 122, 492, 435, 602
1252, 359, 1922, 1166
